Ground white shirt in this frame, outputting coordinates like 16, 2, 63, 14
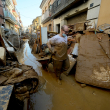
48, 34, 68, 60
49, 34, 67, 45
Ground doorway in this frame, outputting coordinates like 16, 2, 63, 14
49, 24, 52, 31
56, 24, 60, 33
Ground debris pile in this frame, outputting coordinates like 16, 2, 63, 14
0, 64, 39, 101
28, 33, 37, 47
4, 29, 23, 49
75, 23, 110, 89
62, 22, 110, 89
28, 22, 110, 89
0, 27, 39, 109
48, 31, 58, 38
20, 32, 31, 39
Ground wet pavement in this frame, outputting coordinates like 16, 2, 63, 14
16, 40, 110, 110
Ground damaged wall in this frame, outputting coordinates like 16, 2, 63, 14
97, 0, 110, 27
53, 0, 102, 29
67, 11, 87, 25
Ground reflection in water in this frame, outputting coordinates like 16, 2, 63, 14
16, 40, 42, 76
16, 40, 110, 110
29, 91, 53, 110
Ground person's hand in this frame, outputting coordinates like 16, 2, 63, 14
68, 38, 76, 42
49, 48, 56, 54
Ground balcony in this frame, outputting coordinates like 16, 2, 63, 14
6, 0, 13, 6
41, 8, 51, 24
15, 20, 20, 28
16, 20, 20, 25
12, 0, 17, 5
3, 9, 16, 24
50, 0, 82, 18
12, 7, 19, 17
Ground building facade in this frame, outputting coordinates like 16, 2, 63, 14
31, 16, 41, 33
97, 0, 110, 26
51, 0, 101, 32
3, 0, 22, 35
40, 0, 55, 31
40, 0, 109, 32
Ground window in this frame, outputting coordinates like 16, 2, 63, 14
49, 24, 52, 31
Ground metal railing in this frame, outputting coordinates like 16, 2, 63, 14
4, 9, 16, 22
41, 8, 51, 23
50, 0, 76, 17
6, 0, 13, 6
16, 20, 20, 26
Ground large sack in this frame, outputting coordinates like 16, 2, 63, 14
75, 33, 110, 89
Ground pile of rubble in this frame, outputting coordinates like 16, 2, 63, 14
0, 28, 39, 109
28, 33, 37, 47
47, 31, 58, 38
0, 63, 39, 100
20, 32, 31, 39
28, 22, 110, 89
67, 23, 110, 89
4, 28, 24, 49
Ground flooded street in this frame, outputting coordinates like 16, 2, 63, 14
16, 40, 110, 110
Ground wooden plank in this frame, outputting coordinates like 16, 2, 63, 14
6, 39, 17, 51
40, 26, 42, 45
47, 31, 58, 34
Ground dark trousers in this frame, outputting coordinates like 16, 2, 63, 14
53, 56, 70, 79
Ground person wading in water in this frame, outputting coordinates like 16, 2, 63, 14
47, 25, 70, 84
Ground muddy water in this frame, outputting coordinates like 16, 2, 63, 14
16, 40, 110, 110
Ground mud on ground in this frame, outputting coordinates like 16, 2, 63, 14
16, 40, 110, 110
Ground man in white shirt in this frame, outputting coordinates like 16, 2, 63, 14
47, 25, 70, 81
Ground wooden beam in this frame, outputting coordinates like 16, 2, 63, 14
40, 26, 42, 45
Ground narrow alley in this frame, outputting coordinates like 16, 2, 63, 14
1, 0, 110, 110
17, 40, 110, 110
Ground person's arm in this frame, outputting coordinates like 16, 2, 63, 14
68, 38, 76, 42
47, 36, 56, 54
47, 40, 52, 50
